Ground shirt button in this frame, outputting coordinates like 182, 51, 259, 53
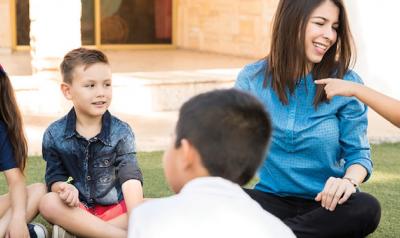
87, 176, 91, 180
104, 159, 109, 165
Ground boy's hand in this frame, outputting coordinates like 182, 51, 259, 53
58, 182, 80, 207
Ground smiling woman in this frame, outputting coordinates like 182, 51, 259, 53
235, 0, 381, 237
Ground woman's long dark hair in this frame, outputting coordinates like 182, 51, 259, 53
267, 0, 355, 106
0, 64, 28, 171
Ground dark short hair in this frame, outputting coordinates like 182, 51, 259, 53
175, 89, 271, 185
60, 48, 109, 84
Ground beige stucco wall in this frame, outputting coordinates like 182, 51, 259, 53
176, 0, 279, 58
0, 0, 12, 52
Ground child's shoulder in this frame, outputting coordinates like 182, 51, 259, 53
109, 113, 134, 134
134, 195, 180, 218
109, 113, 129, 127
0, 121, 9, 142
44, 114, 68, 136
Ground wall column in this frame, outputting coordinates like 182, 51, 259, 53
30, 0, 82, 78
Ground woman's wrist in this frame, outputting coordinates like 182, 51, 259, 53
343, 177, 359, 188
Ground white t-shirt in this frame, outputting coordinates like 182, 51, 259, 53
128, 177, 295, 238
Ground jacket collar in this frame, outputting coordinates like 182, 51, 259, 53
64, 108, 112, 146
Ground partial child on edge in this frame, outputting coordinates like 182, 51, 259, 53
0, 64, 47, 238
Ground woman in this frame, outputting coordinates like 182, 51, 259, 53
235, 0, 381, 237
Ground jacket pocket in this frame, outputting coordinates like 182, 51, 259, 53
93, 153, 116, 168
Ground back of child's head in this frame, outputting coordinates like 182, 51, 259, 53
175, 89, 271, 186
0, 64, 28, 171
60, 47, 109, 84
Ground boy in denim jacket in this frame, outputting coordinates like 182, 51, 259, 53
40, 48, 143, 238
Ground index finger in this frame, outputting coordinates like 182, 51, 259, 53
314, 79, 331, 84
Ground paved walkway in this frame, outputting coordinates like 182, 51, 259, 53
1, 49, 399, 155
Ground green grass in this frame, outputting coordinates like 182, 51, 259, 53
362, 143, 400, 238
1, 144, 399, 237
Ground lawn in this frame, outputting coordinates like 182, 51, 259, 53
1, 143, 399, 237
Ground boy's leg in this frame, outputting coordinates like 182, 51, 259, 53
283, 192, 381, 238
96, 200, 129, 229
39, 192, 126, 238
0, 183, 47, 236
106, 214, 128, 229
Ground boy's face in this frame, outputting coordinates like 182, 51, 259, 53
162, 135, 209, 194
162, 137, 186, 194
62, 63, 112, 119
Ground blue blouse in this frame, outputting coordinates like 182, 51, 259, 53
235, 60, 372, 199
0, 121, 17, 171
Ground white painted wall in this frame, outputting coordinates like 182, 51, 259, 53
346, 0, 400, 99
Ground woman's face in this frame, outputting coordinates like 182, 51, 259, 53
304, 0, 340, 66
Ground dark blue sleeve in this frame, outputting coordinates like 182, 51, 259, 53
0, 122, 17, 171
42, 128, 69, 190
115, 125, 143, 185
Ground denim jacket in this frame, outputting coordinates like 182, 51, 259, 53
42, 108, 143, 207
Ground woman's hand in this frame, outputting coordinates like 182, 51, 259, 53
315, 177, 356, 211
315, 78, 360, 99
6, 217, 29, 238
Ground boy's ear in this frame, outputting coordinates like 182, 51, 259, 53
61, 82, 72, 100
179, 139, 203, 170
179, 139, 196, 169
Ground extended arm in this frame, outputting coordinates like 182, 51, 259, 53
315, 78, 400, 127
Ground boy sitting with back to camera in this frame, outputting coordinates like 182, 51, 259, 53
128, 89, 295, 238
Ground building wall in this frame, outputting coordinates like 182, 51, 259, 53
176, 0, 279, 58
345, 0, 400, 98
0, 0, 12, 52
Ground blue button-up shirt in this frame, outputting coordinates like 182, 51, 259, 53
42, 108, 143, 206
235, 60, 372, 199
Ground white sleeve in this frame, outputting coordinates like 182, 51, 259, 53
127, 211, 142, 238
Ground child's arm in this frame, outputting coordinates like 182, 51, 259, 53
43, 129, 79, 207
122, 180, 143, 215
315, 78, 400, 128
115, 125, 144, 214
4, 168, 29, 237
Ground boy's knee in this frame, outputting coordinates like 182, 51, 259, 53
28, 183, 47, 196
39, 192, 62, 221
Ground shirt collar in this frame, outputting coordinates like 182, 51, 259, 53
64, 108, 112, 146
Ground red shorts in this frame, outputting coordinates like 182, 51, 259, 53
79, 200, 127, 221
